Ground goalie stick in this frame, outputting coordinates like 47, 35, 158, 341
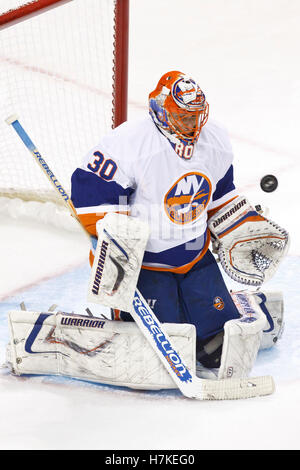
5, 114, 275, 400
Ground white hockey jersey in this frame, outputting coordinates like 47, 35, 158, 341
71, 115, 237, 273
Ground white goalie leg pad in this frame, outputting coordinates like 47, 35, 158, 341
217, 291, 267, 380
247, 291, 284, 350
6, 310, 196, 390
88, 213, 150, 312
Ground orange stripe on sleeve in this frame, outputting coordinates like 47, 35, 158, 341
78, 211, 130, 236
78, 213, 106, 236
89, 250, 95, 267
83, 210, 129, 266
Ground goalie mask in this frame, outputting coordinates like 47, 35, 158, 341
149, 71, 209, 159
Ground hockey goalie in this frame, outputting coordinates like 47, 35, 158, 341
6, 71, 289, 391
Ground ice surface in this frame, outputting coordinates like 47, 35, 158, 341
0, 0, 299, 451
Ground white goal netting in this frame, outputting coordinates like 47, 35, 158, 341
0, 0, 120, 208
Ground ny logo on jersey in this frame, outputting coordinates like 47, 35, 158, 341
164, 172, 211, 225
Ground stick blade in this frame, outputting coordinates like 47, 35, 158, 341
184, 375, 275, 401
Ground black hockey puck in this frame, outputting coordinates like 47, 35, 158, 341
260, 174, 278, 192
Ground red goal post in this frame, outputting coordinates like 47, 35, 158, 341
0, 1, 73, 27
0, 0, 129, 205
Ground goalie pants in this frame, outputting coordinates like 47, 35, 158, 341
112, 250, 240, 365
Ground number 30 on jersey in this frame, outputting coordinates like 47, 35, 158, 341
87, 150, 117, 181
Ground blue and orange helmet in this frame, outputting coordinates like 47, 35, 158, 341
149, 71, 209, 148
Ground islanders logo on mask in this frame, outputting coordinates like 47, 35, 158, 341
164, 172, 211, 225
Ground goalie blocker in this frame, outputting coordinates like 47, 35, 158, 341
88, 213, 149, 312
